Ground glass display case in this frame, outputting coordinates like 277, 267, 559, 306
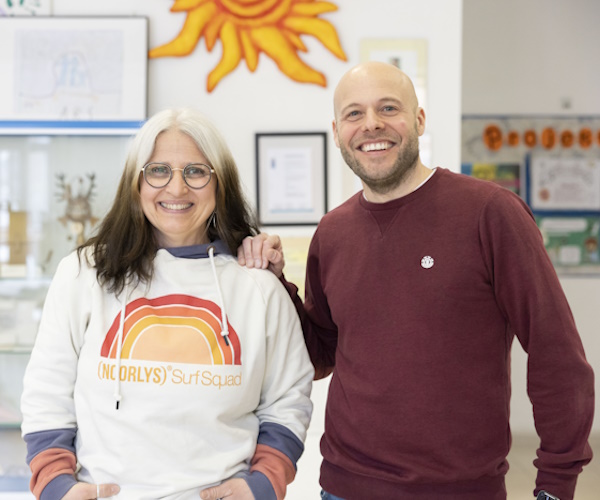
0, 133, 134, 493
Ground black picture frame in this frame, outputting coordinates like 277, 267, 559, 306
255, 132, 328, 225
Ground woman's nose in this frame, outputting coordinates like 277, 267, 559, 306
166, 169, 189, 193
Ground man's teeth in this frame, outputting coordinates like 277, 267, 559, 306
160, 202, 192, 210
361, 142, 390, 152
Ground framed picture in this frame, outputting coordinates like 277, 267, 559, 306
255, 132, 327, 226
526, 155, 600, 215
0, 16, 148, 134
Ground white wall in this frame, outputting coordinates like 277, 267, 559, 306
53, 0, 463, 211
462, 0, 600, 115
463, 0, 600, 435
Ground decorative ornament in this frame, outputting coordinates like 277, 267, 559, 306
149, 0, 347, 92
55, 173, 99, 246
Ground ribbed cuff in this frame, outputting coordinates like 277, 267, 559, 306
235, 470, 276, 500
40, 473, 78, 500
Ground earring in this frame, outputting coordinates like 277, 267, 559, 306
210, 211, 217, 229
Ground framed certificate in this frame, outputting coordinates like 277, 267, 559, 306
527, 155, 600, 214
255, 132, 328, 226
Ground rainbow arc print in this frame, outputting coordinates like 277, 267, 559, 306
101, 295, 241, 365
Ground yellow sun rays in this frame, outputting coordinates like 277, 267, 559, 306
149, 0, 347, 92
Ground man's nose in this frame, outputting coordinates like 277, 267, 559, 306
362, 108, 383, 131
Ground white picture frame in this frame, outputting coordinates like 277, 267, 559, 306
0, 16, 148, 134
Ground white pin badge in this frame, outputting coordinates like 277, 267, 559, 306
421, 256, 434, 269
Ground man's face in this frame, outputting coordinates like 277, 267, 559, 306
332, 68, 425, 195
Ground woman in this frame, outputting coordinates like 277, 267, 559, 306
21, 108, 314, 500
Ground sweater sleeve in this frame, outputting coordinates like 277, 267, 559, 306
24, 428, 78, 500
21, 252, 92, 498
479, 189, 594, 500
280, 228, 338, 379
250, 275, 314, 499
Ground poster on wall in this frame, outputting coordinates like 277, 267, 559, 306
461, 163, 521, 195
0, 16, 148, 133
537, 216, 600, 273
527, 156, 600, 213
462, 116, 600, 274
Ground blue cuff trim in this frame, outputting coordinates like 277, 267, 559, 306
40, 474, 77, 500
236, 470, 276, 500
24, 428, 77, 463
258, 422, 304, 467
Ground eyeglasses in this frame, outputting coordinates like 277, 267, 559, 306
141, 162, 215, 189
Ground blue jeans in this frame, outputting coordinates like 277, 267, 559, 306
320, 490, 346, 500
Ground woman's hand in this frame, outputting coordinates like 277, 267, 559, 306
200, 478, 254, 500
63, 482, 120, 499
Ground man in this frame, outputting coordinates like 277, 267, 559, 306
238, 61, 594, 500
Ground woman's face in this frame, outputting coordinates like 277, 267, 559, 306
140, 129, 217, 248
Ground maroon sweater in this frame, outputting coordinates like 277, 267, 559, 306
282, 168, 594, 500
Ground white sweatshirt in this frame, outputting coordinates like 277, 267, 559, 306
21, 244, 314, 499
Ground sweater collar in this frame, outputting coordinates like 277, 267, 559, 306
163, 239, 232, 259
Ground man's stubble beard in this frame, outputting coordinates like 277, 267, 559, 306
340, 126, 420, 196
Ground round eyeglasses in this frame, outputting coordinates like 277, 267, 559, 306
141, 162, 215, 189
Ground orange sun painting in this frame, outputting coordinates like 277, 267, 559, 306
149, 0, 347, 92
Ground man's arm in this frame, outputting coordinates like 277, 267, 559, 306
481, 190, 594, 500
237, 233, 336, 379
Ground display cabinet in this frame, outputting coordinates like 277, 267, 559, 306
0, 132, 135, 493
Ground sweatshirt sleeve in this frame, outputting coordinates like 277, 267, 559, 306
479, 189, 594, 500
21, 252, 93, 498
249, 274, 314, 500
280, 228, 338, 379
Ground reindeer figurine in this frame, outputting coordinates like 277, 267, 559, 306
56, 173, 99, 245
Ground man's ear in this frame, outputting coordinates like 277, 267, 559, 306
332, 119, 340, 148
416, 107, 426, 136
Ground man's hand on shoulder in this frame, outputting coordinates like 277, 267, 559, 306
237, 233, 285, 278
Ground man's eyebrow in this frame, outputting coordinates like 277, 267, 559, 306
338, 96, 407, 117
378, 97, 403, 106
341, 97, 403, 112
339, 103, 361, 115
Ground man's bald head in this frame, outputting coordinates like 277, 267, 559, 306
333, 61, 420, 122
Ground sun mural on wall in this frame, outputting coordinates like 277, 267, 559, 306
149, 0, 347, 92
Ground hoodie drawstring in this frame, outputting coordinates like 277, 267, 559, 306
114, 288, 127, 410
208, 245, 230, 346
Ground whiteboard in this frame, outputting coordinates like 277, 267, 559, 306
0, 17, 148, 127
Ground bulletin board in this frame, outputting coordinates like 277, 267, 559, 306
462, 116, 600, 274
0, 16, 148, 133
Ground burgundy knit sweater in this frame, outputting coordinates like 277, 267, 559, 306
282, 168, 594, 500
